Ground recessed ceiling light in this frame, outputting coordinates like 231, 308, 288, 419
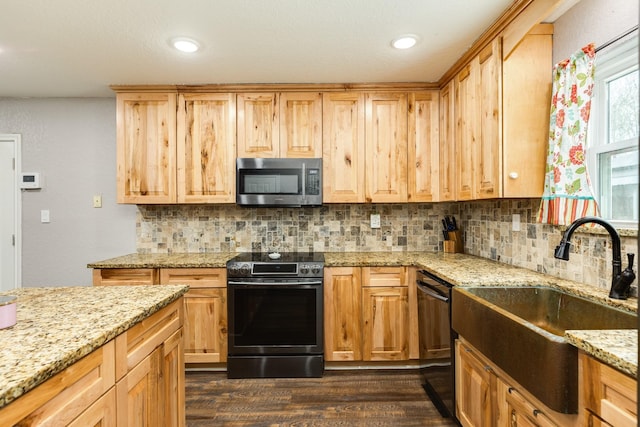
392, 35, 418, 50
170, 37, 201, 53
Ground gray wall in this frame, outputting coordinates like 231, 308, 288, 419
0, 98, 137, 287
552, 0, 638, 64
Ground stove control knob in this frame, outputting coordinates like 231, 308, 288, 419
311, 265, 321, 275
299, 264, 310, 275
240, 264, 251, 276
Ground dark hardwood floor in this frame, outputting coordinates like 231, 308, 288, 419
185, 369, 458, 426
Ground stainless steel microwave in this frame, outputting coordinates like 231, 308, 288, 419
236, 158, 322, 207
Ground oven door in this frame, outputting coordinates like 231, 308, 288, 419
228, 279, 324, 355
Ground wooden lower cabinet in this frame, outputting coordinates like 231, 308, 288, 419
0, 298, 184, 427
324, 267, 363, 361
324, 266, 412, 363
580, 351, 637, 427
456, 339, 495, 426
94, 267, 228, 365
456, 338, 578, 427
160, 268, 228, 364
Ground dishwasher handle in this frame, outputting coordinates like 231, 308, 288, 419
417, 280, 450, 303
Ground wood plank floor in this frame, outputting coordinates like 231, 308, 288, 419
186, 369, 458, 426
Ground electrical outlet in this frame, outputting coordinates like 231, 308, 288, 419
93, 195, 102, 208
512, 214, 521, 231
370, 213, 381, 229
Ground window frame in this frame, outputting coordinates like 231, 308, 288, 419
587, 34, 639, 230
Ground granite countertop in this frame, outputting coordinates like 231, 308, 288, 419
88, 251, 638, 377
0, 285, 189, 408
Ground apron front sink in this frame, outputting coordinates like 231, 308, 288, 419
452, 286, 637, 414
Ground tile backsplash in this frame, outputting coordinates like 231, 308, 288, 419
136, 199, 637, 294
137, 203, 458, 254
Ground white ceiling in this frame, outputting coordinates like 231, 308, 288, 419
0, 0, 517, 98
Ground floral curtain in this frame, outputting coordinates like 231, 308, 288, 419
538, 43, 600, 225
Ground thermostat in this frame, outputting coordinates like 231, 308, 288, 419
20, 172, 41, 189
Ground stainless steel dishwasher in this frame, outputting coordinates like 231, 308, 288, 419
416, 269, 458, 422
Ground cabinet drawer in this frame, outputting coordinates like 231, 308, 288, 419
93, 268, 158, 286
115, 299, 183, 380
160, 268, 226, 288
362, 266, 407, 287
0, 340, 115, 426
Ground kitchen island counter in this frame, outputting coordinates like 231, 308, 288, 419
0, 285, 188, 408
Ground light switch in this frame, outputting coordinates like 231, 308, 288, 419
370, 213, 381, 229
41, 210, 50, 223
93, 195, 102, 208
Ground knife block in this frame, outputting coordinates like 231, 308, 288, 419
443, 230, 464, 253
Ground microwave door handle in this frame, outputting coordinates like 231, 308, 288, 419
417, 280, 450, 303
301, 163, 306, 200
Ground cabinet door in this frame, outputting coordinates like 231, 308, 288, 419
160, 268, 227, 364
455, 64, 478, 201
502, 26, 552, 198
280, 92, 322, 158
322, 92, 366, 203
116, 92, 177, 204
439, 80, 456, 201
182, 288, 227, 363
237, 93, 279, 157
161, 329, 186, 427
365, 92, 408, 203
456, 340, 494, 427
362, 286, 409, 361
116, 347, 162, 427
408, 91, 439, 202
177, 93, 236, 203
476, 38, 502, 199
324, 267, 363, 361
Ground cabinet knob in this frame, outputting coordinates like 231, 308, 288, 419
508, 172, 519, 179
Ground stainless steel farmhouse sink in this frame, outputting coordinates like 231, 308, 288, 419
452, 286, 637, 414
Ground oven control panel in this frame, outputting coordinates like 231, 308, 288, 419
226, 262, 324, 278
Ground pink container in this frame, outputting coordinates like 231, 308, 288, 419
0, 296, 17, 329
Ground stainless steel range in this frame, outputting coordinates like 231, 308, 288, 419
226, 252, 324, 378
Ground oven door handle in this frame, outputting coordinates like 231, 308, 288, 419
228, 280, 323, 286
417, 280, 450, 303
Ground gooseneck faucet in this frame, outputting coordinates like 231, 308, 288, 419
554, 216, 635, 300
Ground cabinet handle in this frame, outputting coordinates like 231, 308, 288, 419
532, 409, 541, 417
509, 172, 519, 179
507, 387, 514, 394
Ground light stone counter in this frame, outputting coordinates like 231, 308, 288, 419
0, 285, 188, 408
565, 329, 637, 377
88, 251, 638, 377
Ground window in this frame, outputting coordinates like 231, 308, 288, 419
588, 34, 639, 228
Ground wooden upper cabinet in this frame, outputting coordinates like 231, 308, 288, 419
237, 92, 322, 158
116, 92, 177, 204
177, 93, 236, 203
237, 93, 279, 157
455, 64, 478, 201
408, 91, 439, 202
476, 38, 502, 200
439, 80, 456, 201
280, 92, 322, 158
502, 25, 552, 198
365, 92, 408, 203
322, 92, 366, 203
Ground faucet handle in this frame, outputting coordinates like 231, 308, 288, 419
627, 253, 635, 270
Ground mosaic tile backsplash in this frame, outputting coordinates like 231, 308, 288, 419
136, 199, 637, 294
